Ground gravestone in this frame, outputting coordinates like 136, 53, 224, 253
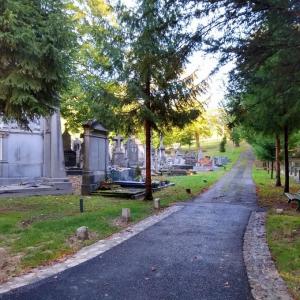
184, 151, 197, 166
125, 137, 145, 168
62, 129, 72, 151
81, 120, 109, 195
72, 138, 82, 168
112, 135, 128, 168
193, 155, 215, 172
0, 112, 72, 193
62, 129, 76, 167
173, 150, 186, 166
158, 135, 167, 169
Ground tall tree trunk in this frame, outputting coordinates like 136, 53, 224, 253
271, 160, 274, 179
275, 134, 281, 186
195, 132, 200, 150
284, 125, 289, 193
144, 72, 153, 201
144, 119, 153, 200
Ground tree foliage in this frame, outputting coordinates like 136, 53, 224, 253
61, 0, 124, 132
208, 0, 300, 192
0, 0, 75, 126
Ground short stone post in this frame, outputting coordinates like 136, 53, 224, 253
122, 208, 131, 222
154, 198, 160, 209
76, 226, 89, 240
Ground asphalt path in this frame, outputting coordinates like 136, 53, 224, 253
1, 150, 257, 300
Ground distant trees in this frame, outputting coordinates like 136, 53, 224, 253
61, 0, 123, 133
0, 0, 75, 127
209, 0, 300, 192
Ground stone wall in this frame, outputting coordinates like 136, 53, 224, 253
68, 176, 82, 195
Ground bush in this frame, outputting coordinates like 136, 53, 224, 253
219, 136, 227, 152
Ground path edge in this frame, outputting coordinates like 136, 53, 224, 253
0, 205, 183, 295
243, 211, 293, 300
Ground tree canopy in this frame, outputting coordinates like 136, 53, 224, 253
0, 0, 75, 127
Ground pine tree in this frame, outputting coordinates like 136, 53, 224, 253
0, 0, 75, 126
116, 0, 204, 200
60, 0, 123, 133
219, 0, 300, 192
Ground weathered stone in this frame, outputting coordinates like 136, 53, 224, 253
153, 198, 161, 209
0, 112, 72, 195
76, 226, 89, 240
81, 121, 109, 195
122, 208, 131, 222
275, 208, 284, 214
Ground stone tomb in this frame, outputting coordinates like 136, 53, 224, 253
111, 135, 128, 168
125, 137, 145, 168
81, 121, 109, 195
0, 112, 72, 195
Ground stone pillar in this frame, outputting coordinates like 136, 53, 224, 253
81, 121, 109, 195
0, 132, 9, 178
43, 112, 67, 179
42, 112, 72, 192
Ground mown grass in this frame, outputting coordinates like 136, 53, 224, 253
252, 167, 300, 299
0, 141, 244, 282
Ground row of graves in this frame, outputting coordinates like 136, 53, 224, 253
68, 122, 229, 198
288, 157, 300, 182
0, 116, 229, 198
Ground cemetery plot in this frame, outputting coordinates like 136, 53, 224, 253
0, 142, 243, 283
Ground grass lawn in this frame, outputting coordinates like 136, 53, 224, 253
0, 142, 244, 283
252, 168, 300, 299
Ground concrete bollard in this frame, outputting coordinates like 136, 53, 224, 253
154, 198, 161, 209
76, 226, 89, 240
122, 208, 131, 222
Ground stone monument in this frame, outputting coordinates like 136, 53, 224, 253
81, 120, 109, 195
62, 128, 76, 168
0, 112, 72, 194
125, 137, 145, 168
111, 135, 128, 168
72, 138, 82, 168
158, 134, 167, 169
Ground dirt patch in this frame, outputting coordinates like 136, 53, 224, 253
112, 217, 131, 228
0, 247, 22, 284
66, 231, 99, 251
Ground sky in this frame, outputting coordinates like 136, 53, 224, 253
187, 52, 234, 110
119, 0, 235, 110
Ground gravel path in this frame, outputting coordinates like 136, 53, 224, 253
1, 151, 258, 300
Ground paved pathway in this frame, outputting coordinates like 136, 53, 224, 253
1, 150, 257, 300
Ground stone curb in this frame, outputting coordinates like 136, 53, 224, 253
0, 205, 183, 295
243, 212, 293, 300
